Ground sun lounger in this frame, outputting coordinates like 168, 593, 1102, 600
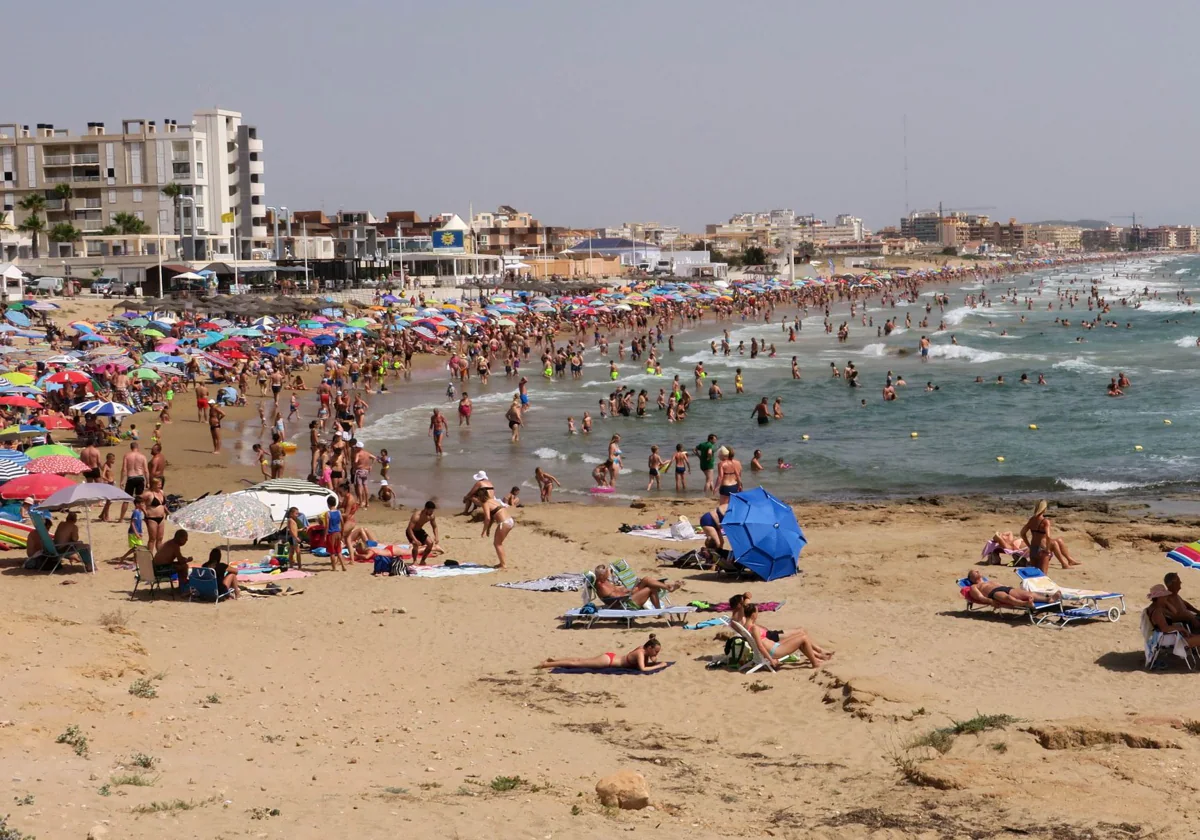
1141, 607, 1197, 671
729, 620, 776, 674
1015, 568, 1125, 628
981, 538, 1029, 566
956, 575, 1061, 624
561, 570, 694, 628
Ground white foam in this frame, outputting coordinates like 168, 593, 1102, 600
1138, 300, 1197, 313
1052, 356, 1113, 375
941, 306, 979, 327
925, 344, 1007, 363
580, 454, 604, 465
533, 447, 568, 461
1060, 478, 1142, 492
560, 487, 643, 501
859, 343, 888, 357
1174, 336, 1198, 348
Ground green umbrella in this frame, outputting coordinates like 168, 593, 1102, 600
131, 368, 161, 381
141, 328, 166, 338
25, 443, 77, 459
347, 318, 372, 328
128, 318, 149, 327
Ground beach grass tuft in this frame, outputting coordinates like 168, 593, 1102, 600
55, 724, 89, 757
128, 678, 157, 699
490, 775, 524, 792
907, 729, 955, 754
948, 713, 1020, 735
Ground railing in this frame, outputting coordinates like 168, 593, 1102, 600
72, 175, 101, 183
44, 175, 71, 184
80, 220, 104, 232
74, 153, 100, 164
82, 198, 102, 209
172, 151, 191, 162
42, 154, 71, 165
44, 199, 64, 211
171, 166, 191, 179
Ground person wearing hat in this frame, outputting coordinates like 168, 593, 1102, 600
1148, 582, 1200, 645
461, 471, 494, 516
376, 480, 395, 507
1020, 500, 1081, 574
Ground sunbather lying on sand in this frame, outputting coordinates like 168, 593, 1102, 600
594, 564, 681, 608
536, 633, 668, 672
966, 569, 1061, 607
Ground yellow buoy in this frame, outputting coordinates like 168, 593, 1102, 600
801, 434, 810, 441
1164, 419, 1173, 425
910, 431, 919, 438
1028, 424, 1038, 430
1134, 445, 1143, 451
996, 456, 1006, 462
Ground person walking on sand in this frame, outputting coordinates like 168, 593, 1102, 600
429, 408, 448, 455
647, 445, 665, 491
352, 441, 376, 508
207, 400, 226, 454
695, 434, 718, 496
195, 383, 210, 422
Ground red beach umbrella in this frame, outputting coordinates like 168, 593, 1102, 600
0, 473, 75, 500
0, 396, 42, 408
26, 455, 89, 475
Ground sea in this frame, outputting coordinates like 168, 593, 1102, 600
349, 254, 1200, 507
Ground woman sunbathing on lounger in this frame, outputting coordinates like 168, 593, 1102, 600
742, 602, 833, 670
594, 564, 681, 608
1020, 500, 1081, 573
536, 633, 668, 672
965, 569, 1060, 607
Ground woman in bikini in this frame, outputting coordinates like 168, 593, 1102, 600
478, 489, 515, 570
141, 477, 169, 554
716, 446, 743, 499
536, 633, 667, 672
698, 500, 729, 553
742, 602, 832, 670
1021, 499, 1081, 574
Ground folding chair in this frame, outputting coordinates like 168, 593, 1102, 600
131, 547, 176, 599
187, 566, 233, 606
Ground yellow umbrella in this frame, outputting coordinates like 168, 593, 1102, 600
1, 372, 34, 386
627, 300, 651, 307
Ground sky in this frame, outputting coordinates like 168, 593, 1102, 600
5, 0, 1198, 232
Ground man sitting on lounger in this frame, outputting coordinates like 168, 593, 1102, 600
594, 564, 681, 609
1154, 573, 1200, 635
966, 569, 1060, 607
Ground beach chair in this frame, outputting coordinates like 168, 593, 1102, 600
1015, 568, 1125, 628
729, 620, 776, 674
27, 514, 93, 574
187, 566, 232, 606
562, 570, 694, 629
956, 575, 1060, 624
131, 547, 176, 599
980, 538, 1029, 566
1141, 607, 1197, 671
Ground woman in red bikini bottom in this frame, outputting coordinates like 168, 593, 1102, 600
535, 634, 667, 672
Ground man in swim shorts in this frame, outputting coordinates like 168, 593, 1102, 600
406, 501, 440, 563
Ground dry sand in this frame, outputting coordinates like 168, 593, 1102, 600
3, 296, 1199, 839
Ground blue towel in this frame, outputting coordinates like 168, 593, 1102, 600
684, 618, 729, 630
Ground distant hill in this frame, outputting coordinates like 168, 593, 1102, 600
1029, 219, 1112, 230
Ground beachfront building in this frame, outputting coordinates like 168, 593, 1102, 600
472, 206, 560, 257
562, 237, 661, 268
604, 221, 681, 246
0, 108, 267, 264
1028, 224, 1083, 252
899, 210, 941, 243
706, 210, 869, 250
1080, 226, 1124, 251
386, 214, 501, 288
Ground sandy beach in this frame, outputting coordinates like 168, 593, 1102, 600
4, 290, 1200, 839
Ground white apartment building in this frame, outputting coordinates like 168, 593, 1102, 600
0, 107, 267, 261
705, 210, 868, 246
603, 221, 681, 246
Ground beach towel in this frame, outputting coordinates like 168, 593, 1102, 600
1019, 575, 1115, 602
624, 526, 703, 542
239, 569, 313, 581
692, 600, 784, 613
549, 662, 675, 675
684, 617, 729, 630
408, 563, 496, 578
981, 538, 1028, 565
495, 573, 585, 592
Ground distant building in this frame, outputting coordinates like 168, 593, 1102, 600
706, 209, 869, 248
1081, 226, 1123, 250
472, 205, 557, 255
1028, 224, 1082, 252
899, 210, 940, 243
605, 221, 680, 246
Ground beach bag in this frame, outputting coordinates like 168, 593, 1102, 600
723, 635, 751, 668
373, 555, 392, 576
389, 557, 409, 577
670, 516, 696, 540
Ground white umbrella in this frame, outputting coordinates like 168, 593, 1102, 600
170, 493, 279, 563
41, 482, 135, 575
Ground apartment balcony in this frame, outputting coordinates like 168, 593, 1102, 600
246, 137, 263, 153
44, 199, 65, 211
80, 220, 105, 232
248, 159, 264, 176
171, 150, 191, 162
42, 154, 71, 166
82, 198, 102, 209
72, 174, 101, 183
251, 225, 268, 238
73, 153, 100, 164
249, 181, 265, 196
44, 174, 72, 185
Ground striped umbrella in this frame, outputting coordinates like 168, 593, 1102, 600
0, 449, 31, 466
0, 459, 28, 483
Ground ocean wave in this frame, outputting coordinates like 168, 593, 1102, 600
559, 487, 643, 501
859, 343, 888, 357
1173, 335, 1199, 348
582, 371, 680, 388
1059, 478, 1144, 492
925, 344, 1007, 363
1052, 356, 1113, 375
532, 447, 568, 461
941, 306, 980, 327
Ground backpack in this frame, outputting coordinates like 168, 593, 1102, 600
723, 635, 750, 667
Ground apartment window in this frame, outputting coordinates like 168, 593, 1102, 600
195, 162, 203, 178
108, 190, 117, 204
132, 188, 142, 202
195, 140, 204, 159
86, 241, 103, 256
3, 193, 12, 212
158, 209, 169, 227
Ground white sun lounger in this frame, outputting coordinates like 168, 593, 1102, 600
561, 570, 694, 628
1016, 568, 1125, 628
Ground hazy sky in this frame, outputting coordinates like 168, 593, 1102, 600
5, 0, 1196, 231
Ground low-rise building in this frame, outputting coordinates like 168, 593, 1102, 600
1028, 224, 1083, 252
1081, 226, 1123, 250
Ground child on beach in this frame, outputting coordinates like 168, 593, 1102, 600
657, 389, 667, 410
777, 458, 792, 470
378, 448, 390, 481
581, 412, 592, 433
646, 445, 664, 491
504, 486, 522, 507
288, 393, 300, 421
325, 496, 346, 572
735, 369, 744, 393
672, 443, 690, 491
535, 467, 561, 502
598, 399, 608, 419
567, 416, 576, 434
115, 498, 146, 563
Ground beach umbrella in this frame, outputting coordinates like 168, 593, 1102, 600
170, 493, 277, 554
0, 472, 74, 501
69, 321, 96, 333
1167, 541, 1200, 570
0, 458, 28, 483
131, 368, 161, 381
78, 333, 109, 343
1, 372, 33, 386
5, 311, 30, 327
722, 487, 806, 582
41, 482, 135, 572
285, 337, 314, 348
36, 414, 74, 430
141, 328, 166, 338
47, 370, 91, 385
0, 395, 41, 408
78, 401, 133, 417
237, 478, 337, 521
24, 444, 77, 459
0, 448, 31, 465
26, 455, 88, 475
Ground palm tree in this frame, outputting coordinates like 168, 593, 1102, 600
52, 183, 73, 217
99, 225, 119, 236
16, 193, 47, 259
161, 181, 182, 231
112, 212, 149, 235
48, 222, 82, 257
18, 193, 45, 216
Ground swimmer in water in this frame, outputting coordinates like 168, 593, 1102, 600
777, 458, 791, 470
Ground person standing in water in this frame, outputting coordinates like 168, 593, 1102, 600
750, 397, 770, 426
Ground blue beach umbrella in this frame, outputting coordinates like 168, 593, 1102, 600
722, 487, 806, 581
5, 311, 30, 327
